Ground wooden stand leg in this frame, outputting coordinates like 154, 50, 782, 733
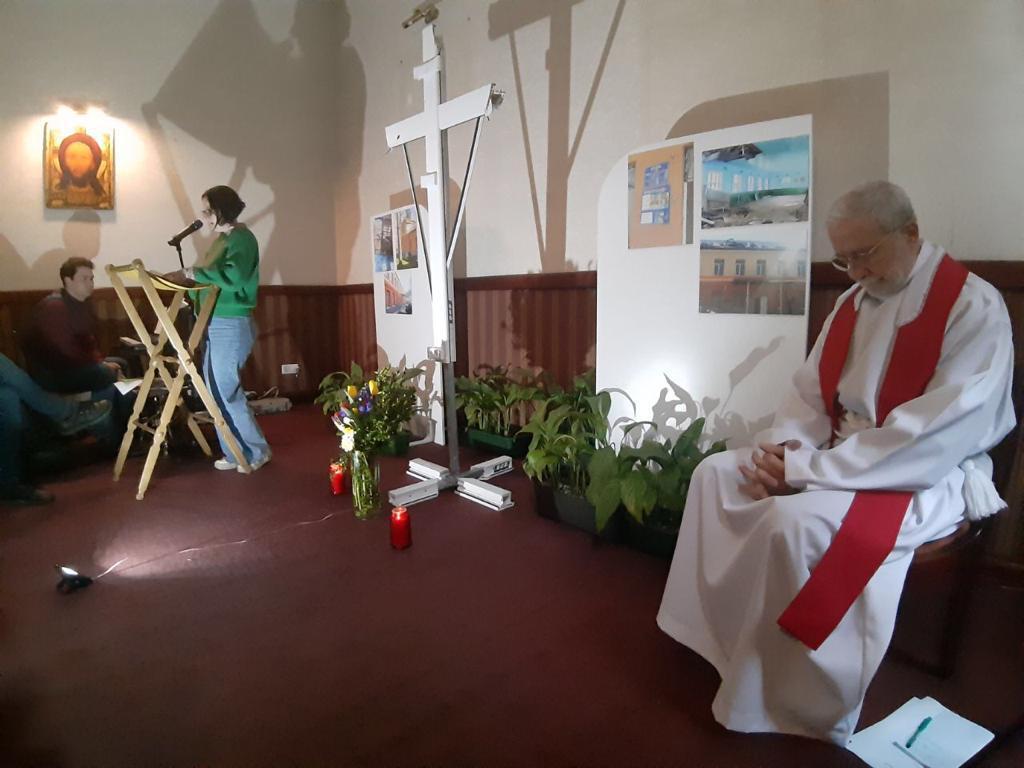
113, 365, 157, 482
136, 372, 187, 501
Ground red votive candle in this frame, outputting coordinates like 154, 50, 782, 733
390, 506, 412, 550
329, 462, 346, 496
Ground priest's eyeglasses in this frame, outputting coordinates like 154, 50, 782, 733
831, 230, 897, 272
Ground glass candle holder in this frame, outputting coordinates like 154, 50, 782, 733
390, 506, 412, 550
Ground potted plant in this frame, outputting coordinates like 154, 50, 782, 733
456, 365, 542, 458
520, 370, 621, 539
371, 365, 425, 455
585, 417, 726, 557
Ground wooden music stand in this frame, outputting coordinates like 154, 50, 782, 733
106, 260, 251, 500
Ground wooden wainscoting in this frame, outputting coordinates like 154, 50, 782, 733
0, 286, 376, 401
454, 272, 596, 385
336, 285, 378, 376
0, 288, 154, 369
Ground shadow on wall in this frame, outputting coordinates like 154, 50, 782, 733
489, 0, 625, 274
1, 210, 102, 294
492, 0, 625, 381
667, 72, 890, 271
140, 0, 365, 390
616, 340, 784, 452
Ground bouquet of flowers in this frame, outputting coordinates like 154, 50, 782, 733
317, 362, 424, 458
331, 378, 380, 455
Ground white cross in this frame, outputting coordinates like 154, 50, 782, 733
384, 23, 497, 363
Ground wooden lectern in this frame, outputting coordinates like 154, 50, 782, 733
106, 260, 251, 499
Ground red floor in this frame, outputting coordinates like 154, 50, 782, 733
1, 406, 1021, 766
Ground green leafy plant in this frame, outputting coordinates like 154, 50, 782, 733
455, 364, 544, 437
316, 362, 423, 455
316, 361, 368, 415
585, 417, 726, 533
519, 371, 614, 497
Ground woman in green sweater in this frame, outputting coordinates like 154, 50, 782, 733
182, 185, 271, 472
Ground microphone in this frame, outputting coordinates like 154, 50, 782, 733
167, 220, 203, 247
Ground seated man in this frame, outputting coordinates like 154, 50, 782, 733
21, 256, 131, 446
0, 353, 111, 505
657, 181, 1015, 744
22, 257, 119, 394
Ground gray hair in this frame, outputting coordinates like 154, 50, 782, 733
827, 180, 917, 232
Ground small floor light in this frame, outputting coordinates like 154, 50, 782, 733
55, 565, 93, 594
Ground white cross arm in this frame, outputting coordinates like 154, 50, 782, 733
385, 84, 495, 149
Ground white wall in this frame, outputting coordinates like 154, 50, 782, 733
1, 1, 1021, 292
0, 0, 348, 291
597, 117, 813, 450
345, 0, 1024, 284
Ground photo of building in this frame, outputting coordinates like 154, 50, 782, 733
383, 269, 412, 314
698, 235, 807, 315
701, 136, 809, 228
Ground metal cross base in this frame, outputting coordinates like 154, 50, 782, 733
388, 456, 515, 511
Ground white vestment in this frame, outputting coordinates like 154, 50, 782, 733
657, 242, 1016, 744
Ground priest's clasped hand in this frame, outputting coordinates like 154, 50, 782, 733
738, 442, 798, 500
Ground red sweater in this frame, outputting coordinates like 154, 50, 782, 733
22, 290, 103, 374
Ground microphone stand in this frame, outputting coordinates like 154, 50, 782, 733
166, 237, 200, 417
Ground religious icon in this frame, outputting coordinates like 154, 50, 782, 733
44, 122, 115, 209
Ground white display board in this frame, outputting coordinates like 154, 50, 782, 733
597, 115, 813, 449
370, 204, 444, 445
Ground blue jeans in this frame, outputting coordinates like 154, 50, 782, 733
33, 362, 130, 451
0, 353, 75, 489
203, 316, 269, 464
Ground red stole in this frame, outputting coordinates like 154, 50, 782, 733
776, 254, 969, 650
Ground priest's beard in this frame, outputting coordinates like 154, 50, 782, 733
858, 270, 913, 300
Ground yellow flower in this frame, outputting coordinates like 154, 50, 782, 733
368, 379, 379, 396
346, 384, 358, 399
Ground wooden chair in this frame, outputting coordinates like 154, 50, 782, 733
888, 518, 991, 677
106, 260, 251, 499
888, 372, 1022, 678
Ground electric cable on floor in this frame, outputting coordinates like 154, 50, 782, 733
94, 511, 341, 580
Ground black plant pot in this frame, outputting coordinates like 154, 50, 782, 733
622, 513, 679, 559
378, 431, 412, 456
532, 480, 557, 521
466, 427, 531, 458
551, 488, 621, 542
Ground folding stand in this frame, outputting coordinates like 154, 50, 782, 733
106, 260, 251, 500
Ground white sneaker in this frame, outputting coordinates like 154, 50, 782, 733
214, 457, 238, 471
240, 452, 272, 473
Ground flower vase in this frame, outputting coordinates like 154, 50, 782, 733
350, 449, 381, 520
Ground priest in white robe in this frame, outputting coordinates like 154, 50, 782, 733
657, 180, 1016, 744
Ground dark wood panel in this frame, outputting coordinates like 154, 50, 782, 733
337, 288, 377, 376
453, 272, 596, 386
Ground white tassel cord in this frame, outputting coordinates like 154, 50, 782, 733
961, 459, 1007, 521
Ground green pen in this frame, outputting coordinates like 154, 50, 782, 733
905, 716, 933, 748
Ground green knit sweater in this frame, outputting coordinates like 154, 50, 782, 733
191, 226, 260, 317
